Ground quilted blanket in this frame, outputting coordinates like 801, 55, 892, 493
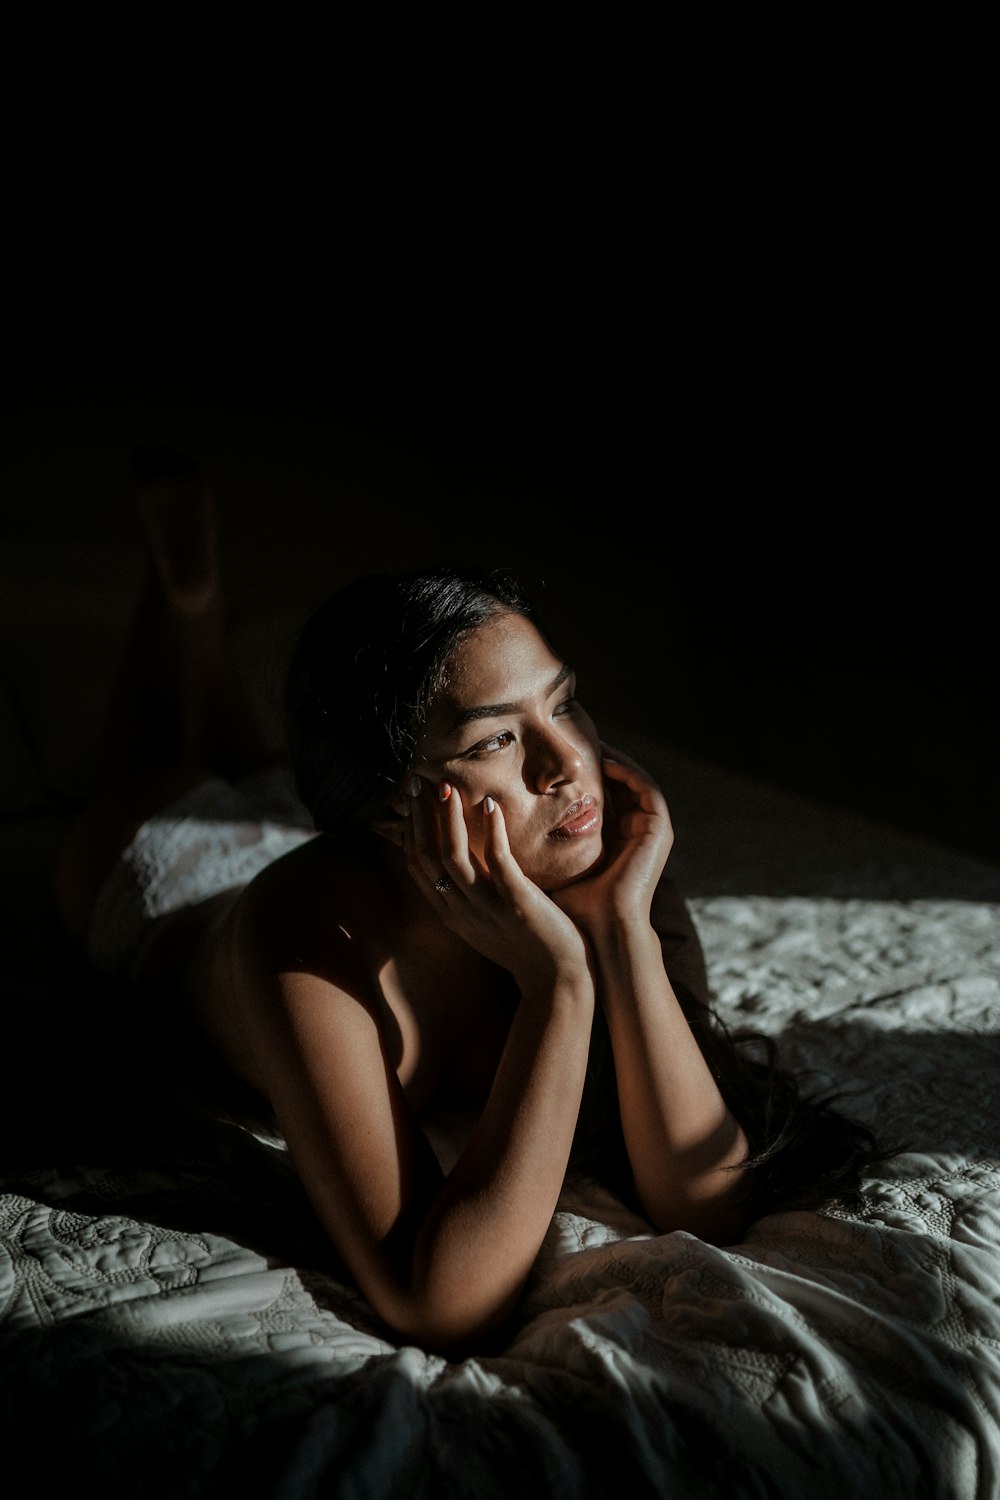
2, 895, 999, 1498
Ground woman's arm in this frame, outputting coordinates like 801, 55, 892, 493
584, 913, 749, 1242
234, 790, 595, 1354
555, 749, 751, 1244
248, 960, 593, 1353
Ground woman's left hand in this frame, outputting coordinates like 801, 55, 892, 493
552, 744, 673, 934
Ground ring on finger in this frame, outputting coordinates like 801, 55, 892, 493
434, 875, 452, 894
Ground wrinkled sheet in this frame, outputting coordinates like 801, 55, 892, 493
2, 897, 999, 1498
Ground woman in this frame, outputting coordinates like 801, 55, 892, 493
55, 449, 876, 1353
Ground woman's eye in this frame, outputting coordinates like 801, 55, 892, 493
554, 696, 578, 717
468, 730, 515, 757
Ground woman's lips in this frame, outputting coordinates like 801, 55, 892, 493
548, 796, 601, 840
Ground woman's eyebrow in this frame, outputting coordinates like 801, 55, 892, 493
449, 664, 573, 731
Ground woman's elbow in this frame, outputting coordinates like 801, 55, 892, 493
642, 1176, 752, 1246
373, 1281, 522, 1357
640, 1128, 755, 1245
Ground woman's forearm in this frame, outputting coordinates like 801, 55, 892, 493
591, 918, 750, 1241
398, 974, 595, 1349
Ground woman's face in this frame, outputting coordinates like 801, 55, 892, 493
412, 612, 605, 890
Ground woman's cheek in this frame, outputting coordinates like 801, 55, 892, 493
579, 722, 602, 769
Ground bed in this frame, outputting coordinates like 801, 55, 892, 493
2, 539, 1000, 1498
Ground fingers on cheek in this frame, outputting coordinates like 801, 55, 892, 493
438, 781, 466, 854
482, 794, 507, 857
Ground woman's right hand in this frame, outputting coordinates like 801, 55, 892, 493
402, 776, 591, 994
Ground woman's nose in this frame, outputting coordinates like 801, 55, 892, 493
525, 727, 583, 791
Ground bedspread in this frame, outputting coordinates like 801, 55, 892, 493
2, 896, 999, 1498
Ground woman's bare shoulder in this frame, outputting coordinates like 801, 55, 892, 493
239, 842, 401, 1036
187, 835, 383, 1082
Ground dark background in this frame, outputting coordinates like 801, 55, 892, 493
2, 62, 993, 863
2, 350, 995, 864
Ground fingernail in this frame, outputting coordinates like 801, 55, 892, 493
485, 795, 495, 813
438, 780, 452, 802
410, 775, 421, 797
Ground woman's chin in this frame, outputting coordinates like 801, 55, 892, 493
536, 839, 605, 893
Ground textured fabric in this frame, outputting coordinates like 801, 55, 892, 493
3, 895, 999, 1496
86, 764, 315, 978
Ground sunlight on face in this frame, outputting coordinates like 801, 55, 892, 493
414, 613, 605, 890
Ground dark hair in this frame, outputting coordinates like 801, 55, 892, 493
285, 566, 535, 838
